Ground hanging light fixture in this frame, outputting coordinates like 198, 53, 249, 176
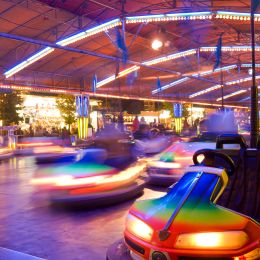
151, 26, 167, 50
151, 39, 163, 50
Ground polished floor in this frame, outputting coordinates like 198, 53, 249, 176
0, 156, 164, 260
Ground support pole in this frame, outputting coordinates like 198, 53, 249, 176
221, 67, 224, 110
250, 0, 259, 148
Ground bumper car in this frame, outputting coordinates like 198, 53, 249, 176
147, 132, 244, 186
31, 148, 147, 206
107, 149, 260, 260
0, 147, 13, 161
147, 140, 216, 186
34, 146, 77, 164
134, 136, 171, 156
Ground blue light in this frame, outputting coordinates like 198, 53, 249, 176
4, 19, 120, 78
216, 11, 260, 17
166, 11, 212, 17
126, 14, 165, 20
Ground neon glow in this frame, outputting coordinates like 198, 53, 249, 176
143, 49, 196, 66
125, 12, 212, 24
4, 47, 54, 78
126, 214, 154, 241
216, 11, 260, 21
241, 63, 260, 68
175, 231, 248, 250
4, 19, 121, 78
56, 19, 121, 46
216, 90, 247, 101
18, 142, 54, 147
189, 75, 260, 98
0, 83, 248, 108
4, 10, 260, 78
96, 66, 140, 88
32, 162, 145, 194
201, 45, 260, 52
98, 46, 260, 89
152, 65, 237, 94
97, 49, 196, 88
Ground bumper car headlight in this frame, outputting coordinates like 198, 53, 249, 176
126, 214, 154, 242
175, 231, 248, 250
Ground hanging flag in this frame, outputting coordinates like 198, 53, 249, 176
157, 77, 162, 92
116, 29, 128, 65
213, 33, 223, 71
92, 74, 97, 92
253, 0, 260, 12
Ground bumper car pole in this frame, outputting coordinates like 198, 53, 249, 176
159, 172, 203, 241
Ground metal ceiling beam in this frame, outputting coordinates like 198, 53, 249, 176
0, 31, 231, 87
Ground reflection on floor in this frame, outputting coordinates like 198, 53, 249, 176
0, 157, 165, 260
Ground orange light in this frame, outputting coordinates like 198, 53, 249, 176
19, 142, 53, 147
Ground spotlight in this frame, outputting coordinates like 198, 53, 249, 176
152, 39, 163, 50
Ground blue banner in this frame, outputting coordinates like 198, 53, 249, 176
173, 103, 183, 118
76, 95, 89, 117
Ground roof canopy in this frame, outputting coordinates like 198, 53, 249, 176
0, 0, 258, 107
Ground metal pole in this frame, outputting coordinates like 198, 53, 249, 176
221, 67, 224, 110
250, 0, 259, 148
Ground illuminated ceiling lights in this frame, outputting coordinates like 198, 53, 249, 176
143, 49, 196, 66
216, 90, 247, 101
216, 11, 260, 21
200, 45, 260, 52
241, 63, 260, 68
97, 45, 260, 89
152, 65, 237, 94
4, 47, 54, 79
125, 12, 212, 24
0, 83, 247, 109
4, 11, 260, 79
151, 39, 163, 50
96, 49, 196, 88
4, 19, 121, 78
96, 65, 140, 88
189, 75, 260, 98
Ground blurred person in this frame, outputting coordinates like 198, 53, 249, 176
29, 125, 34, 137
140, 116, 146, 125
183, 118, 189, 131
152, 118, 157, 127
132, 116, 139, 133
112, 115, 117, 123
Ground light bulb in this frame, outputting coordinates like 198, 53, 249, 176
151, 39, 163, 50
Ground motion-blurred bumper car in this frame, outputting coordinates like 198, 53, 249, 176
147, 138, 216, 186
147, 131, 244, 186
0, 147, 13, 161
34, 146, 77, 164
31, 147, 147, 206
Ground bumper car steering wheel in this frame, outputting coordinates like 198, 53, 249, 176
193, 149, 235, 176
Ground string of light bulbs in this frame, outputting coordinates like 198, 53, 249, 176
4, 11, 260, 79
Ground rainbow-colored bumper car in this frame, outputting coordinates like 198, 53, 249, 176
31, 148, 147, 206
107, 149, 260, 260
